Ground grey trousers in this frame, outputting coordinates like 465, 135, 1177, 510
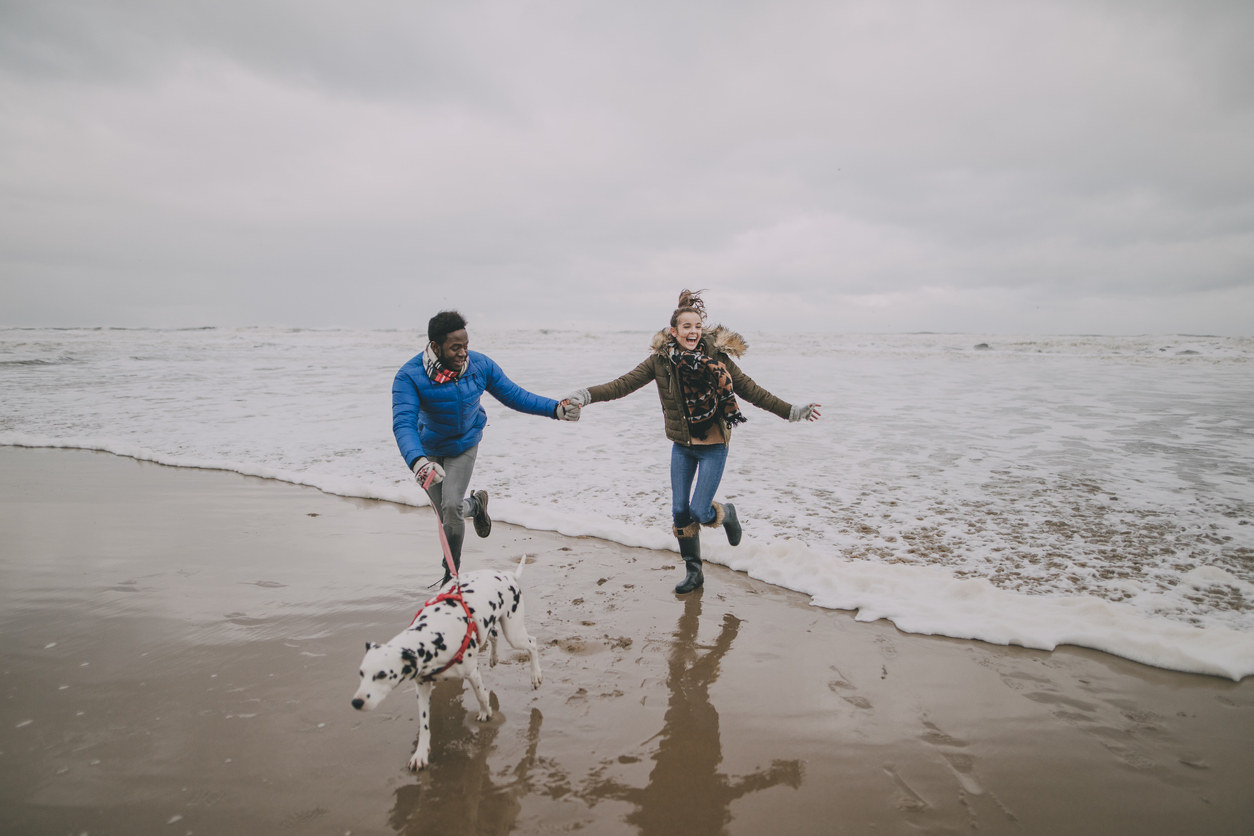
423, 444, 480, 572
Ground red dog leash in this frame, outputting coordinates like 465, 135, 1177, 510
409, 470, 479, 679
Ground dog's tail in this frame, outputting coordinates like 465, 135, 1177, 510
515, 553, 533, 579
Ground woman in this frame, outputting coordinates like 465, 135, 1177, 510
567, 290, 820, 595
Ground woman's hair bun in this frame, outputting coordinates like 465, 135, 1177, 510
675, 288, 707, 318
670, 288, 708, 328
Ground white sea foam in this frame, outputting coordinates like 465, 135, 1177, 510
3, 327, 1253, 678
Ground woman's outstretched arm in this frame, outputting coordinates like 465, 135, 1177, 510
723, 355, 821, 421
568, 356, 659, 406
721, 355, 792, 419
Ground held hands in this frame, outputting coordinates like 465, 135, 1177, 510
565, 389, 591, 408
412, 457, 446, 486
789, 403, 822, 423
555, 399, 581, 421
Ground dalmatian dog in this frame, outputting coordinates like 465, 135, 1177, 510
351, 554, 543, 770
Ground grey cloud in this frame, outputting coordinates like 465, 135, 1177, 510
1, 0, 1252, 332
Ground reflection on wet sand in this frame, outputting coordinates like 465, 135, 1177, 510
578, 594, 804, 834
387, 594, 803, 835
389, 687, 546, 835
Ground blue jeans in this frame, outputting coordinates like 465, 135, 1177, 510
671, 442, 728, 528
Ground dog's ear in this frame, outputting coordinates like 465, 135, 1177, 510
400, 647, 417, 676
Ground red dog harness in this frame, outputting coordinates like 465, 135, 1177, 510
411, 471, 479, 681
408, 588, 478, 681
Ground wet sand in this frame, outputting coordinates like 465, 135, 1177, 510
1, 446, 1252, 835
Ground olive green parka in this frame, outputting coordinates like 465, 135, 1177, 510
587, 326, 792, 446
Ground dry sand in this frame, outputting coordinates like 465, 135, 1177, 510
1, 445, 1252, 835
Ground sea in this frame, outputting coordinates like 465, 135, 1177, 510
3, 327, 1252, 679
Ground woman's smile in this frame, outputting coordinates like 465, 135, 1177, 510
671, 311, 703, 350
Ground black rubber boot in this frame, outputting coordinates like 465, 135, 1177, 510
673, 522, 703, 594
722, 502, 742, 546
704, 501, 742, 547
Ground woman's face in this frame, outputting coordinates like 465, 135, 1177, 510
670, 312, 703, 351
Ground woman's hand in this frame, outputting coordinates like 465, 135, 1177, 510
565, 388, 591, 408
789, 403, 822, 423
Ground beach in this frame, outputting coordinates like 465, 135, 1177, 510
2, 445, 1252, 835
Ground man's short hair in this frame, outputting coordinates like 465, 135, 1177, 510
428, 310, 468, 345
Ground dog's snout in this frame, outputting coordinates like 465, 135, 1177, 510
352, 698, 365, 710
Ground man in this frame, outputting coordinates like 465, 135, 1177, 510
393, 310, 579, 583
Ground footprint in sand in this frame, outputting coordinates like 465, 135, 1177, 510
1120, 708, 1164, 730
874, 635, 898, 659
1021, 688, 1169, 772
882, 765, 930, 814
998, 669, 1052, 692
827, 666, 872, 710
920, 721, 983, 795
917, 719, 1018, 826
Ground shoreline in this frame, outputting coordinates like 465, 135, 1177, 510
2, 446, 1253, 834
3, 437, 1252, 682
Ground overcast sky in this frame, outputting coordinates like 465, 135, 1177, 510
1, 0, 1251, 334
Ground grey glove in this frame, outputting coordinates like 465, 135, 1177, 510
789, 403, 822, 423
566, 388, 591, 408
555, 400, 581, 421
412, 457, 446, 486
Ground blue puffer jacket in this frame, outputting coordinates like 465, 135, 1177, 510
392, 350, 558, 468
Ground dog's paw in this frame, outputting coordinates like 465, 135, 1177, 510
408, 752, 430, 771
531, 671, 543, 690
475, 709, 493, 723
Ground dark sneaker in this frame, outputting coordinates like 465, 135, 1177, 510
472, 490, 491, 538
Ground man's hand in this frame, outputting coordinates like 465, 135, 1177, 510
555, 399, 581, 421
412, 457, 446, 486
565, 389, 591, 408
789, 403, 822, 423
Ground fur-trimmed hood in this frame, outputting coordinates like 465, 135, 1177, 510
650, 325, 748, 358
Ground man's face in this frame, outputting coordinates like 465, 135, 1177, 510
435, 329, 469, 368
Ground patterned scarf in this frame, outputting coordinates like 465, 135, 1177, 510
668, 339, 747, 440
423, 344, 463, 384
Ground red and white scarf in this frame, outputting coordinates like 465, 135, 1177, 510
423, 345, 464, 384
